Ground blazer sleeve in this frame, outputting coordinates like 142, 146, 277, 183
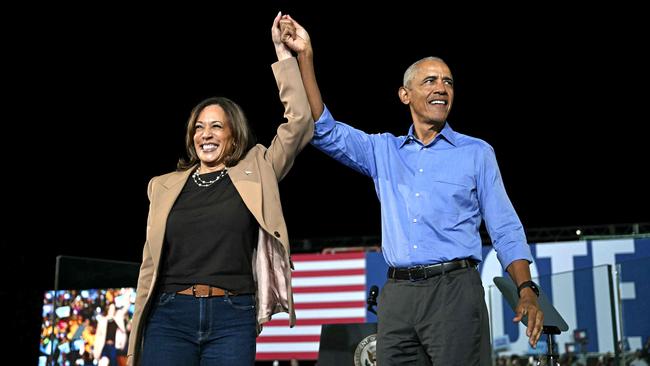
265, 57, 314, 181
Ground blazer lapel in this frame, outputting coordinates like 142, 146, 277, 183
149, 168, 193, 270
229, 162, 264, 229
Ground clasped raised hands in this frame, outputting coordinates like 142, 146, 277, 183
275, 13, 311, 55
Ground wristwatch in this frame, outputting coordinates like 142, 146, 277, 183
517, 280, 540, 297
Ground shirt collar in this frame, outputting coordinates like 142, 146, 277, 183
401, 122, 457, 148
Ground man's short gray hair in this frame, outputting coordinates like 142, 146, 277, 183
403, 56, 447, 87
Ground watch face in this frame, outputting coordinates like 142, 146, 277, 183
530, 284, 539, 296
519, 281, 539, 297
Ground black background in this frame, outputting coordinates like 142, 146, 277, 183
5, 2, 648, 362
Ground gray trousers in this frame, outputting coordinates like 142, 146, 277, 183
377, 267, 491, 366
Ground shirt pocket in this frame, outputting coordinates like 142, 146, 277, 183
429, 174, 475, 216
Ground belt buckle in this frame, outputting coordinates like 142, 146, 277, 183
408, 265, 427, 282
192, 285, 210, 298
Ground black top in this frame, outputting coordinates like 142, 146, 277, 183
105, 319, 117, 342
159, 169, 258, 294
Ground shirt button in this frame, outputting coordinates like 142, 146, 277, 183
415, 192, 420, 197
413, 245, 418, 249
413, 219, 417, 223
419, 168, 424, 173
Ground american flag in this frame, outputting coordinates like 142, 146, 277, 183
255, 252, 368, 360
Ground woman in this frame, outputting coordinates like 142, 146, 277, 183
126, 13, 312, 366
94, 303, 127, 366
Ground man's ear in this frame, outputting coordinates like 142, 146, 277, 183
398, 86, 410, 105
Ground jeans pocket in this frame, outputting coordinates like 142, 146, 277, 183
157, 292, 176, 306
225, 294, 255, 311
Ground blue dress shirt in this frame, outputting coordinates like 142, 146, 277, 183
312, 106, 532, 270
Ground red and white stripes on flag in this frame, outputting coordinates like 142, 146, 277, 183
255, 252, 368, 360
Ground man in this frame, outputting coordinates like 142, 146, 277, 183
279, 16, 543, 365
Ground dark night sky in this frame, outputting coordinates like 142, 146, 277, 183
5, 2, 648, 358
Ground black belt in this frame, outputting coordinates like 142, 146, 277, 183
388, 259, 477, 281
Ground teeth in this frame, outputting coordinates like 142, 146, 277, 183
202, 144, 218, 151
429, 100, 446, 105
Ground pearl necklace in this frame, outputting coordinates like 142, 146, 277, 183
192, 168, 228, 187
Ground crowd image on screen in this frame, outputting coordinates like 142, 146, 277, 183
39, 288, 135, 366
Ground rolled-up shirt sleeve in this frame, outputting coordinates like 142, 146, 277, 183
314, 104, 336, 136
477, 145, 533, 270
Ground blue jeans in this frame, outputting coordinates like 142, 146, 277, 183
141, 292, 257, 366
